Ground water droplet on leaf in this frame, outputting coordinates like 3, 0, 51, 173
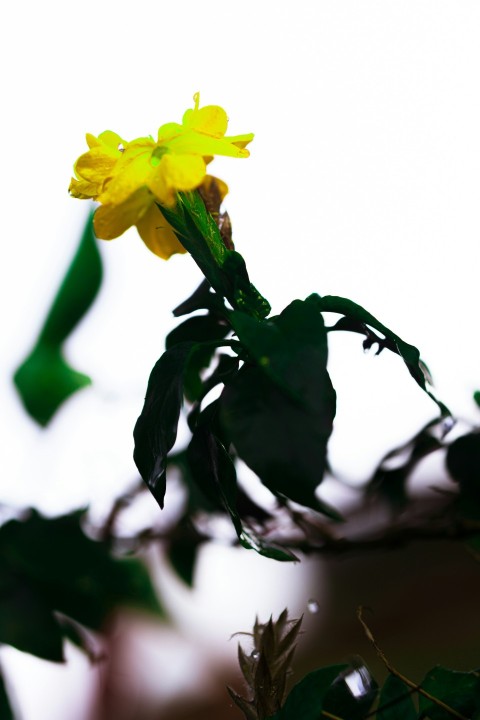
307, 598, 320, 614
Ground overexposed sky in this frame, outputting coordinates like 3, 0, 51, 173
2, 0, 480, 503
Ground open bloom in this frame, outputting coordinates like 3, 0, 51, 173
69, 94, 253, 259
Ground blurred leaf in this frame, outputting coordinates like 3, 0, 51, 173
313, 294, 450, 417
221, 299, 338, 517
322, 659, 378, 720
167, 517, 206, 587
418, 666, 480, 719
0, 668, 14, 720
267, 664, 348, 720
446, 432, 480, 500
0, 574, 64, 661
14, 212, 102, 425
0, 509, 163, 661
474, 391, 480, 409
368, 419, 444, 511
377, 675, 416, 719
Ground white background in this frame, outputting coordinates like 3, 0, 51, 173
1, 1, 480, 717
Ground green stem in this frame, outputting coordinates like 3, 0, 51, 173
160, 192, 271, 320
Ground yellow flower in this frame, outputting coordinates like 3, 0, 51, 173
69, 94, 253, 259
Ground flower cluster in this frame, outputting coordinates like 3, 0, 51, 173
69, 94, 253, 259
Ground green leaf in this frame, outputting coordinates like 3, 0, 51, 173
376, 675, 416, 719
267, 664, 348, 720
313, 294, 450, 417
173, 280, 223, 317
187, 403, 298, 561
418, 665, 480, 720
166, 314, 231, 349
0, 509, 163, 661
133, 342, 196, 507
220, 300, 339, 517
13, 212, 102, 425
474, 391, 480, 409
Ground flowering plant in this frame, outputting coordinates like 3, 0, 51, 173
9, 94, 480, 719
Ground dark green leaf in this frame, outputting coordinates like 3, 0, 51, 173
220, 365, 339, 518
133, 342, 196, 507
187, 404, 298, 561
377, 675, 416, 719
473, 391, 480, 409
267, 664, 348, 720
418, 665, 480, 720
14, 213, 102, 425
221, 299, 338, 517
173, 280, 222, 317
313, 294, 450, 417
166, 314, 230, 349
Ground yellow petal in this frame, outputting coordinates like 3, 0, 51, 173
68, 176, 101, 199
93, 187, 152, 240
182, 104, 228, 138
136, 203, 186, 259
97, 130, 125, 149
167, 131, 251, 158
157, 122, 184, 143
74, 146, 119, 183
149, 153, 206, 205
99, 151, 152, 205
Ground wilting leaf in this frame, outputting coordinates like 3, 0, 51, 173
14, 212, 102, 425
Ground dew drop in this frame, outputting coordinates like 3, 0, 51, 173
251, 650, 260, 661
307, 598, 320, 614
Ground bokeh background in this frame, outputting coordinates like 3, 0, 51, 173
1, 1, 480, 718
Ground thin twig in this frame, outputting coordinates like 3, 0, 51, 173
357, 607, 470, 720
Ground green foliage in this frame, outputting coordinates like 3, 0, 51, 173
418, 666, 480, 720
14, 213, 102, 425
376, 675, 416, 719
268, 665, 348, 720
314, 294, 450, 417
220, 298, 338, 517
0, 509, 163, 662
